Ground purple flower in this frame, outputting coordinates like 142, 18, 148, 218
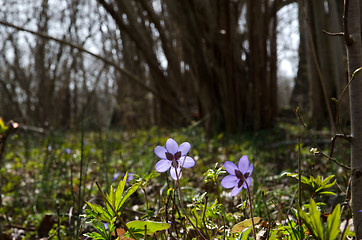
112, 172, 121, 182
126, 172, 134, 182
154, 138, 195, 180
112, 172, 134, 183
359, 210, 362, 213
65, 148, 71, 154
99, 222, 108, 230
221, 155, 253, 196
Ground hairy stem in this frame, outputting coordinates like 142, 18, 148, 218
245, 181, 256, 240
175, 170, 208, 240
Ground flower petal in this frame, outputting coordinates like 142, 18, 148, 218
154, 146, 167, 159
166, 138, 178, 154
170, 167, 182, 180
155, 160, 171, 172
178, 142, 191, 156
238, 155, 249, 174
246, 176, 252, 187
224, 161, 238, 175
221, 175, 238, 189
230, 185, 243, 196
112, 172, 121, 182
247, 164, 253, 176
178, 156, 195, 168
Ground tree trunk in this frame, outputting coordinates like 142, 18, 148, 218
346, 0, 362, 237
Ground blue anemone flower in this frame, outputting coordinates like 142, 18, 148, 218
221, 155, 253, 196
154, 138, 195, 180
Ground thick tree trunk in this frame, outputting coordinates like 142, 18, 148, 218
346, 0, 362, 237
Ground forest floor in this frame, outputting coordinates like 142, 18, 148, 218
0, 121, 353, 239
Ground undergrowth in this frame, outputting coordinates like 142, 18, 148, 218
0, 122, 354, 239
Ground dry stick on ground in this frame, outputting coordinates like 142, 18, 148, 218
0, 20, 190, 122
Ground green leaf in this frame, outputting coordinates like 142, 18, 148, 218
86, 202, 112, 222
0, 118, 7, 135
106, 185, 115, 215
83, 232, 105, 240
231, 217, 261, 233
117, 180, 142, 210
323, 177, 336, 189
126, 220, 170, 235
298, 199, 323, 240
309, 198, 323, 240
115, 172, 128, 211
326, 204, 340, 240
317, 191, 336, 196
240, 227, 252, 240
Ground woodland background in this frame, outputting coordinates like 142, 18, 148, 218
0, 0, 352, 134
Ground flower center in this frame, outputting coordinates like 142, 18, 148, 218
235, 170, 250, 188
165, 151, 181, 168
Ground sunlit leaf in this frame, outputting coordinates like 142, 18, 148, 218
0, 118, 7, 135
231, 217, 261, 233
115, 173, 128, 211
126, 220, 170, 235
326, 204, 340, 240
86, 202, 112, 222
117, 180, 142, 210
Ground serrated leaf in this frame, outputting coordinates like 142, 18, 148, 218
86, 202, 112, 222
326, 204, 340, 240
298, 199, 323, 240
126, 220, 170, 235
106, 186, 115, 215
231, 217, 261, 233
83, 232, 105, 240
117, 180, 142, 210
309, 199, 323, 240
115, 173, 128, 211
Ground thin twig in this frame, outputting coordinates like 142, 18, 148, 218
0, 20, 190, 122
295, 108, 351, 170
329, 134, 352, 158
335, 68, 361, 137
322, 30, 344, 37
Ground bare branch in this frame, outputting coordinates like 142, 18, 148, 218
0, 19, 188, 120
